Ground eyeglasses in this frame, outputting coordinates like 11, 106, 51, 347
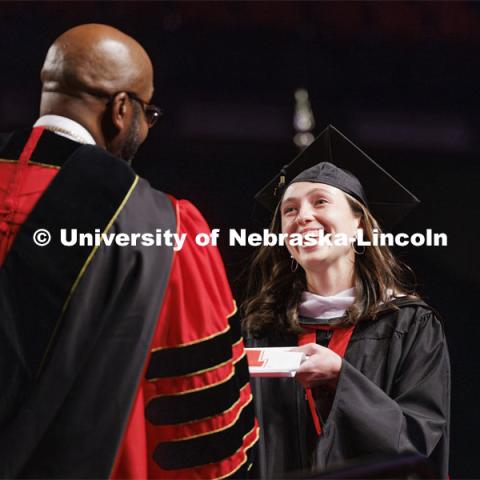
125, 92, 163, 128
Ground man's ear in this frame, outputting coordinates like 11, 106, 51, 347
110, 92, 129, 131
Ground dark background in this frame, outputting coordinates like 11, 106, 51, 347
1, 2, 479, 477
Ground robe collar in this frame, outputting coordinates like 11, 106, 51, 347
34, 115, 96, 145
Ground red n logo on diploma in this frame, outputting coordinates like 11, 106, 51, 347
246, 349, 266, 367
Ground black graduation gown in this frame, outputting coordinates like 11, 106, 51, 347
247, 298, 450, 478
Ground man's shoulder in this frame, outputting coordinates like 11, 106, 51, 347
63, 143, 135, 179
142, 186, 209, 230
0, 128, 87, 167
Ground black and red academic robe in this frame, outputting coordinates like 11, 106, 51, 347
0, 128, 258, 479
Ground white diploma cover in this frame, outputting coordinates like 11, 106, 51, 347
246, 347, 306, 377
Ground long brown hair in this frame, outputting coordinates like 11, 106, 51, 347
242, 194, 418, 337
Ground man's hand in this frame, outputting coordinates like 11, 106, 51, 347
291, 343, 342, 390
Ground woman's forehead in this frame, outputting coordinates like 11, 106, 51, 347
282, 182, 341, 201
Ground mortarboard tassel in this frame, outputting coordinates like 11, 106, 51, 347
274, 165, 289, 199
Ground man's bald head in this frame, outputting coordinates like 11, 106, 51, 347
39, 24, 155, 162
41, 23, 153, 100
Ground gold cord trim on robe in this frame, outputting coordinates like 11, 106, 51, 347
0, 158, 67, 169
28, 160, 61, 170
227, 301, 237, 318
150, 324, 230, 351
149, 370, 236, 398
146, 357, 231, 382
232, 336, 243, 348
233, 351, 246, 364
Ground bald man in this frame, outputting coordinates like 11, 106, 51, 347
38, 23, 157, 164
0, 24, 258, 479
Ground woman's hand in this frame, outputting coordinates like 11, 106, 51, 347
291, 343, 342, 390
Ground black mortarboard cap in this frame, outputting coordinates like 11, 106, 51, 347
254, 125, 420, 229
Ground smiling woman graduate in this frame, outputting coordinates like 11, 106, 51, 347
242, 126, 450, 478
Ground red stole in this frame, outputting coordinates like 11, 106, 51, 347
298, 324, 355, 436
0, 127, 55, 264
